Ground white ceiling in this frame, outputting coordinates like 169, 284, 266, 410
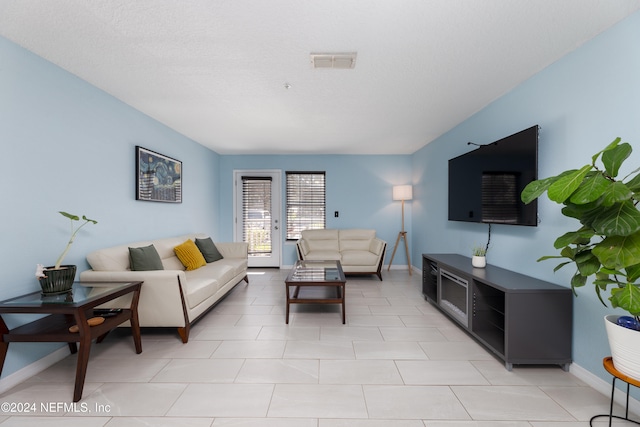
2, 1, 639, 155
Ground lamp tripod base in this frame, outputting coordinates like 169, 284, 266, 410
387, 231, 412, 275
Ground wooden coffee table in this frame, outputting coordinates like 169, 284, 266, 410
285, 260, 346, 324
0, 281, 142, 402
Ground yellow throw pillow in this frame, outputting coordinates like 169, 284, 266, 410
174, 239, 206, 271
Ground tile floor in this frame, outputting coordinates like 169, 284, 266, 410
0, 268, 635, 426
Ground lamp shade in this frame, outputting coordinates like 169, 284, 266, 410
392, 185, 413, 201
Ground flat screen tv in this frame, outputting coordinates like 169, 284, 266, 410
448, 125, 539, 226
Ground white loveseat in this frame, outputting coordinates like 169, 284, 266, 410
296, 229, 386, 280
79, 233, 248, 343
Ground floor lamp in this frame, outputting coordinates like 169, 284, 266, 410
388, 185, 412, 275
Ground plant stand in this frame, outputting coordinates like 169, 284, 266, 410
590, 356, 640, 426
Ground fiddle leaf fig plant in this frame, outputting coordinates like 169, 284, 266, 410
521, 138, 640, 316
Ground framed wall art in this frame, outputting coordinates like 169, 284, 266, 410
136, 146, 182, 203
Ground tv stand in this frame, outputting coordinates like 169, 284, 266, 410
422, 254, 572, 371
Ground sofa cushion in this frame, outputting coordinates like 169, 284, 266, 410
195, 237, 224, 263
341, 250, 379, 267
185, 276, 220, 309
304, 250, 341, 261
128, 245, 164, 271
174, 239, 207, 271
339, 229, 375, 251
301, 229, 339, 252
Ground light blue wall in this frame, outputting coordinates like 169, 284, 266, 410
218, 155, 413, 266
0, 36, 221, 377
412, 11, 640, 382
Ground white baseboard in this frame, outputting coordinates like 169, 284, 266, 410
570, 361, 640, 414
0, 347, 70, 395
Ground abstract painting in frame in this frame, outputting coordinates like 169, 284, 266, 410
136, 146, 182, 203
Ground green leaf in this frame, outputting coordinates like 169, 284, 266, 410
547, 165, 592, 203
626, 263, 640, 282
602, 142, 632, 178
561, 201, 601, 226
553, 261, 572, 272
576, 250, 600, 276
537, 255, 566, 262
571, 273, 587, 289
610, 283, 640, 316
553, 228, 594, 249
624, 172, 640, 192
82, 215, 98, 224
591, 200, 640, 236
521, 175, 559, 204
592, 137, 621, 165
568, 173, 611, 204
600, 182, 632, 207
59, 211, 80, 221
592, 231, 640, 270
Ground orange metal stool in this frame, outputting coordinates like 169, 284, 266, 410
590, 357, 640, 426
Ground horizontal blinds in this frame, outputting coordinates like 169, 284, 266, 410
242, 176, 272, 255
286, 172, 326, 240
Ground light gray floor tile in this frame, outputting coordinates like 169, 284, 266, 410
396, 360, 490, 385
151, 358, 243, 383
211, 340, 286, 358
284, 340, 355, 359
451, 385, 575, 421
235, 359, 319, 383
354, 341, 428, 359
269, 384, 368, 418
364, 385, 470, 419
319, 359, 403, 384
167, 384, 274, 417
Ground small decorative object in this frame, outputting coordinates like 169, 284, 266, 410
472, 245, 487, 268
521, 138, 640, 378
136, 146, 182, 203
37, 211, 98, 295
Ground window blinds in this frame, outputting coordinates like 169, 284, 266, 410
241, 176, 272, 255
286, 172, 326, 240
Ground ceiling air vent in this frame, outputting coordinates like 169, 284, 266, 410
310, 52, 357, 69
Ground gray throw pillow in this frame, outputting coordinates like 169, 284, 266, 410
195, 237, 224, 263
128, 244, 164, 271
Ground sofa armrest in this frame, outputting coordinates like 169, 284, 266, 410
369, 238, 386, 256
79, 269, 189, 327
215, 242, 248, 259
296, 239, 308, 260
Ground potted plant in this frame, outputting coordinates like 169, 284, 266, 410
521, 137, 640, 378
472, 245, 487, 268
36, 211, 98, 295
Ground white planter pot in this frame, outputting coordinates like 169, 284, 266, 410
604, 314, 640, 380
472, 256, 486, 268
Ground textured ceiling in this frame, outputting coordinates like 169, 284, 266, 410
1, 1, 639, 154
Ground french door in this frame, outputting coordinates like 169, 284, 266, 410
233, 170, 281, 267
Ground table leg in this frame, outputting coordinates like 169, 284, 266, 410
130, 287, 142, 354
285, 283, 291, 324
73, 311, 92, 402
0, 317, 9, 376
341, 283, 346, 324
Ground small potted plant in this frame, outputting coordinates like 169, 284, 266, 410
521, 138, 640, 379
472, 245, 487, 268
36, 211, 97, 295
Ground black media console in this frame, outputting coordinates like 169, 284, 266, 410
423, 254, 572, 370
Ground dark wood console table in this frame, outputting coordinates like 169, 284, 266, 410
423, 254, 572, 370
0, 281, 142, 401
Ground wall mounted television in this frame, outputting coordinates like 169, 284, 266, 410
448, 125, 539, 226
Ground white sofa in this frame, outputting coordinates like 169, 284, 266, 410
296, 229, 386, 280
79, 233, 248, 343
